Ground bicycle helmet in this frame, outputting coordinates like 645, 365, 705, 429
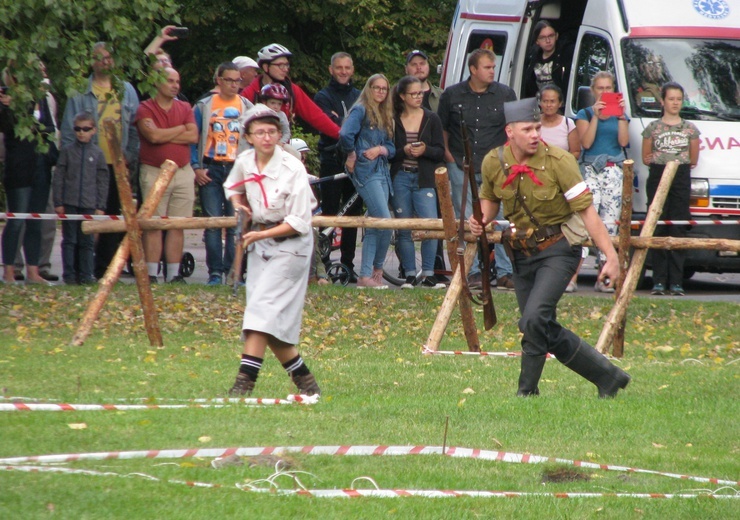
289, 138, 310, 153
257, 43, 292, 65
260, 83, 290, 101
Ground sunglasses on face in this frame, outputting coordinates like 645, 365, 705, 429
74, 126, 95, 132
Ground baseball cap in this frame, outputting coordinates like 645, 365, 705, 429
232, 56, 259, 70
405, 50, 429, 64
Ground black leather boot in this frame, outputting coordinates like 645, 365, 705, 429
517, 354, 547, 397
560, 341, 630, 398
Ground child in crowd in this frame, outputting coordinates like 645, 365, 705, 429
259, 83, 292, 144
641, 82, 700, 296
53, 112, 109, 285
291, 137, 330, 286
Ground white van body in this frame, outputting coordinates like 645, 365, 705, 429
442, 0, 740, 277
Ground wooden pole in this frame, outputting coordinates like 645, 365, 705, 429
103, 120, 162, 346
413, 230, 740, 252
71, 159, 178, 346
82, 216, 237, 234
613, 159, 635, 357
595, 161, 679, 354
435, 167, 480, 352
424, 244, 478, 352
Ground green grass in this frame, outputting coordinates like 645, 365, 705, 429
0, 284, 738, 519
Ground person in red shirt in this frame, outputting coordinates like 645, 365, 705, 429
240, 43, 340, 140
136, 67, 198, 283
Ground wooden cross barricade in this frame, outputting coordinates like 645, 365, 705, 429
80, 156, 740, 354
71, 120, 177, 347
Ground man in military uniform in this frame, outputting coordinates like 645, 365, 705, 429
469, 98, 630, 398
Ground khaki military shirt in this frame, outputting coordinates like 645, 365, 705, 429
480, 142, 592, 233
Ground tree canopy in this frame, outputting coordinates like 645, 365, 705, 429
0, 0, 456, 134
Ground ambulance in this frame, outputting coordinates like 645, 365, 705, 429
441, 0, 740, 279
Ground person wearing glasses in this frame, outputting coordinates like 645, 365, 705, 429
224, 104, 321, 397
240, 43, 339, 140
523, 21, 574, 100
60, 42, 140, 279
339, 74, 396, 289
190, 62, 254, 286
52, 112, 109, 285
390, 75, 446, 289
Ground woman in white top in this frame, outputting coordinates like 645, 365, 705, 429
224, 104, 320, 397
539, 84, 584, 293
539, 84, 579, 159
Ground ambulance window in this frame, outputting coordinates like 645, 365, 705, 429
572, 34, 615, 112
463, 32, 508, 81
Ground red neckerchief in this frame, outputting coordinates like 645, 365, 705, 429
502, 164, 543, 189
229, 174, 268, 207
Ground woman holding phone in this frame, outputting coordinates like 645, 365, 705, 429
575, 71, 629, 292
389, 76, 446, 288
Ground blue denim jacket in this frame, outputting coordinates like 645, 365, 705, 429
339, 104, 395, 189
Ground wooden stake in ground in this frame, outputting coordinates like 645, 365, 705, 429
595, 160, 680, 354
432, 166, 480, 352
613, 159, 634, 358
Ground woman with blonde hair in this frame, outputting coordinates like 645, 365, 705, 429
339, 73, 395, 289
575, 70, 629, 293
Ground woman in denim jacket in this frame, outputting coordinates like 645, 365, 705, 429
339, 74, 395, 289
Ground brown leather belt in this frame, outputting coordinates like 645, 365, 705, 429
254, 222, 292, 242
505, 224, 564, 256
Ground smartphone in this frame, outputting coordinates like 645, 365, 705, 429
168, 27, 189, 39
600, 92, 624, 118
411, 142, 422, 147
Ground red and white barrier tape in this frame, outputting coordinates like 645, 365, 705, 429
0, 445, 736, 487
5, 464, 735, 500
0, 395, 317, 412
260, 489, 738, 499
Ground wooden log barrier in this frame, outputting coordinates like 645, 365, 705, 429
71, 159, 178, 346
595, 160, 679, 354
412, 230, 740, 251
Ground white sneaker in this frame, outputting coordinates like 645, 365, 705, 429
565, 281, 577, 293
594, 280, 615, 293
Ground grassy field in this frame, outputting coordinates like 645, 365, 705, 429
0, 283, 738, 519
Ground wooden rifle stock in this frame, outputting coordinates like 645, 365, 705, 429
460, 119, 497, 329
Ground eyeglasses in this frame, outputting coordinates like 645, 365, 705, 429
219, 77, 242, 84
250, 129, 280, 138
371, 86, 389, 93
73, 126, 95, 132
537, 33, 556, 42
270, 62, 290, 70
405, 91, 424, 98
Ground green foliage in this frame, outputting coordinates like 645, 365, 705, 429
171, 0, 457, 101
0, 0, 180, 143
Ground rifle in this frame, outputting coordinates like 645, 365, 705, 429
459, 114, 497, 330
228, 208, 247, 297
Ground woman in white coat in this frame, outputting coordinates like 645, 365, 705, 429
224, 104, 320, 397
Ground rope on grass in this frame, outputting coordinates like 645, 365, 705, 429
0, 395, 318, 412
2, 462, 737, 501
0, 445, 736, 487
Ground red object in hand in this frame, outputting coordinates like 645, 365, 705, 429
600, 92, 624, 118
